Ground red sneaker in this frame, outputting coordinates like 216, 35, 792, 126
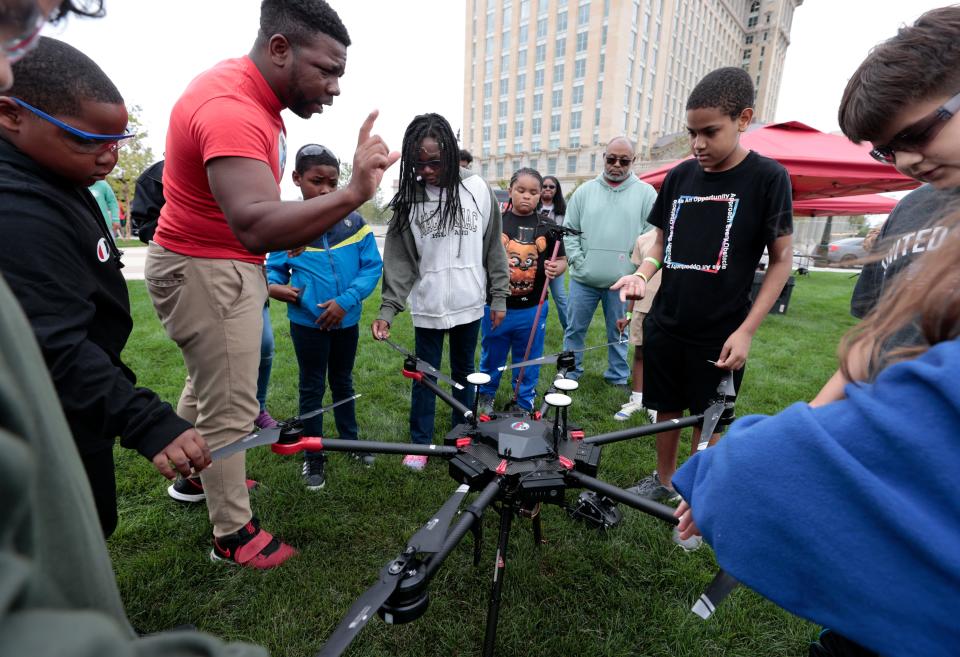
167, 475, 258, 503
210, 517, 297, 570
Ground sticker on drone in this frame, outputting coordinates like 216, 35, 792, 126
510, 421, 530, 431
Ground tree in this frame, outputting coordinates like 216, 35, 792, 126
336, 162, 390, 223
107, 105, 155, 238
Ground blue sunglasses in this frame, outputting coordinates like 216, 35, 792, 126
11, 97, 136, 153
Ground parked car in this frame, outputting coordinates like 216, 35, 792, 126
827, 237, 867, 266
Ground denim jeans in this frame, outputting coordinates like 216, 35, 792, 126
562, 278, 628, 383
289, 322, 359, 443
410, 320, 480, 444
256, 303, 274, 410
548, 275, 569, 332
479, 302, 548, 410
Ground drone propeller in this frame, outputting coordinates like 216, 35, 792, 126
317, 553, 414, 657
498, 338, 628, 372
696, 368, 736, 452
407, 484, 470, 554
384, 338, 465, 390
318, 485, 473, 657
210, 394, 361, 461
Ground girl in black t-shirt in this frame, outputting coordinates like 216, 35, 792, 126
477, 168, 566, 412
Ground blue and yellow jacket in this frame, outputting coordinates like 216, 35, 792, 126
266, 212, 383, 329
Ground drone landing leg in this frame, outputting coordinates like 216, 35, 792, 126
482, 498, 516, 657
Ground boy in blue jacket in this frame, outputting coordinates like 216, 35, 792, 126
267, 144, 383, 490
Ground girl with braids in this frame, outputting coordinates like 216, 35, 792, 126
539, 175, 570, 333
671, 210, 960, 656
372, 113, 509, 470
477, 168, 566, 413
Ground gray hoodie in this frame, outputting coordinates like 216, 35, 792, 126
378, 171, 509, 329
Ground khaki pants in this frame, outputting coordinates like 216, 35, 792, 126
145, 242, 266, 536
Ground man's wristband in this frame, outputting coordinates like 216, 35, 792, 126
643, 256, 662, 270
625, 311, 633, 320
633, 271, 649, 283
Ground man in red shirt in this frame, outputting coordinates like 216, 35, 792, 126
145, 0, 397, 569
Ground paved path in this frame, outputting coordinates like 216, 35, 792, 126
120, 225, 389, 281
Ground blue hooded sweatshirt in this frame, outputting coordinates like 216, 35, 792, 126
266, 212, 382, 329
673, 337, 960, 657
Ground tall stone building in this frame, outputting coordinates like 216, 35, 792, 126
462, 0, 803, 187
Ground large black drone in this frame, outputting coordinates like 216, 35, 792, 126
212, 342, 739, 657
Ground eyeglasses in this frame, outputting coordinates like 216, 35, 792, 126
12, 97, 136, 154
542, 184, 557, 189
870, 91, 960, 164
413, 159, 443, 171
604, 155, 634, 167
2, 10, 44, 65
295, 144, 339, 164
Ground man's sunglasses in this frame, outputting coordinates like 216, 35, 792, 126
413, 159, 443, 171
2, 10, 44, 65
870, 90, 960, 164
604, 155, 634, 167
12, 97, 136, 154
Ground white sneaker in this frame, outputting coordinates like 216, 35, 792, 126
672, 526, 703, 552
614, 393, 654, 422
402, 454, 428, 471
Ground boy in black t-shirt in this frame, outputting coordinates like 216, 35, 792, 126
479, 168, 566, 412
612, 68, 793, 548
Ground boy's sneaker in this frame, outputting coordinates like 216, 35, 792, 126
671, 526, 703, 552
254, 410, 278, 429
614, 393, 656, 422
402, 454, 428, 471
626, 471, 681, 504
477, 394, 495, 416
352, 451, 376, 467
302, 455, 326, 490
167, 474, 259, 503
210, 517, 297, 569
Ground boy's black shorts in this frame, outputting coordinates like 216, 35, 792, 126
641, 316, 744, 415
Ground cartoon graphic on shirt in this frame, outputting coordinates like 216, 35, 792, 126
664, 193, 740, 274
502, 226, 546, 296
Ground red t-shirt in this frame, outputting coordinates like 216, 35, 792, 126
154, 56, 287, 263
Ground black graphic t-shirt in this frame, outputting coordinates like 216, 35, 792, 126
648, 151, 793, 345
498, 211, 565, 310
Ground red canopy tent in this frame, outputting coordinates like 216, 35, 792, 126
638, 121, 919, 201
792, 193, 898, 217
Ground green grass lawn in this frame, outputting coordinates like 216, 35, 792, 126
116, 272, 858, 657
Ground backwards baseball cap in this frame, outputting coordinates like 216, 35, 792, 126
295, 144, 339, 172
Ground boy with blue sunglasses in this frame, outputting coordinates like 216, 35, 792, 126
0, 37, 210, 538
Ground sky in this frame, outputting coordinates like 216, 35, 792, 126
45, 0, 949, 200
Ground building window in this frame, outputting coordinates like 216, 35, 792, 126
747, 15, 758, 27
499, 100, 508, 116
557, 10, 568, 32
500, 78, 509, 94
574, 57, 587, 79
552, 89, 563, 107
534, 68, 545, 88
549, 137, 560, 149
569, 134, 580, 147
572, 84, 584, 105
596, 80, 603, 99
749, 0, 760, 12
518, 23, 528, 43
570, 110, 582, 129
536, 17, 547, 38
547, 157, 558, 173
567, 154, 577, 173
501, 53, 510, 69
576, 30, 588, 52
483, 126, 491, 141
589, 153, 596, 170
533, 92, 544, 112
553, 62, 564, 83
536, 43, 546, 63
497, 160, 505, 177
594, 106, 601, 126
745, 35, 754, 44
515, 119, 524, 137
577, 3, 590, 25
516, 97, 526, 114
498, 123, 507, 140
743, 49, 751, 59
530, 157, 538, 170
485, 59, 494, 77
502, 7, 512, 27
550, 113, 561, 132
483, 104, 492, 121
481, 163, 489, 178
518, 48, 528, 67
484, 81, 492, 97
532, 117, 542, 135
555, 36, 566, 57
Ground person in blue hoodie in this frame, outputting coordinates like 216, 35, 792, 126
672, 210, 960, 657
267, 144, 383, 490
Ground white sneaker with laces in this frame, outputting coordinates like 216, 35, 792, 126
614, 393, 654, 422
672, 526, 703, 551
